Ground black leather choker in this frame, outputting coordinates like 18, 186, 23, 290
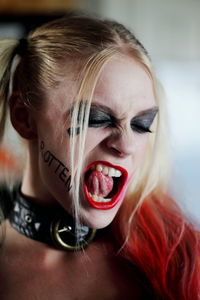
7, 186, 97, 251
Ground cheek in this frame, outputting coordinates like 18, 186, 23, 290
37, 114, 71, 169
39, 140, 72, 193
84, 129, 108, 153
134, 135, 150, 163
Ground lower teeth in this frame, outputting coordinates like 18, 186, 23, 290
89, 193, 111, 203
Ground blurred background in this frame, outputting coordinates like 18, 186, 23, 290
0, 0, 199, 225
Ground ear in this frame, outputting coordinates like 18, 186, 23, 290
9, 92, 37, 140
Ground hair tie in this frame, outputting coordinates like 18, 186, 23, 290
15, 38, 28, 57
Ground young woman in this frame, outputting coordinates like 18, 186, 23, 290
0, 14, 199, 299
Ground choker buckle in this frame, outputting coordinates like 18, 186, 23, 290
50, 215, 96, 251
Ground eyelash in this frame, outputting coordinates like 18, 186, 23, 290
88, 119, 114, 128
131, 122, 152, 134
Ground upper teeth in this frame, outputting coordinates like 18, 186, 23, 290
93, 164, 122, 177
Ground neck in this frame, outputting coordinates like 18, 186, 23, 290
21, 144, 56, 206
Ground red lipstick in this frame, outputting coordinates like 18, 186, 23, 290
83, 160, 128, 210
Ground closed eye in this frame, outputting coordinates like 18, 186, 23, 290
131, 123, 152, 133
67, 104, 115, 136
88, 120, 113, 128
88, 107, 115, 128
131, 108, 158, 134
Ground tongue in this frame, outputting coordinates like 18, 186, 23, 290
86, 170, 114, 198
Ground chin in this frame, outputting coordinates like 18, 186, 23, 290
80, 204, 120, 229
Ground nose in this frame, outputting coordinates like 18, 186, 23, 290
104, 128, 135, 157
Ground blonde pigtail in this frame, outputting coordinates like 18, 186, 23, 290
0, 38, 19, 142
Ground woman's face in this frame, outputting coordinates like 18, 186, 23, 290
32, 55, 157, 228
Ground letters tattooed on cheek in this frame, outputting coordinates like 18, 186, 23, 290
40, 141, 72, 191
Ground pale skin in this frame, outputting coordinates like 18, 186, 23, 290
0, 55, 157, 299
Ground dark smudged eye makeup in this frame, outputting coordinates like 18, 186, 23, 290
88, 106, 115, 128
67, 104, 158, 136
88, 105, 158, 134
130, 109, 158, 133
67, 105, 114, 136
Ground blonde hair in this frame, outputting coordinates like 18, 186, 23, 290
0, 14, 169, 235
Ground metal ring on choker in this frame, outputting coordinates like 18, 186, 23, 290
50, 216, 97, 251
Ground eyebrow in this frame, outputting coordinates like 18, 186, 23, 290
90, 103, 159, 118
65, 103, 114, 119
66, 103, 159, 120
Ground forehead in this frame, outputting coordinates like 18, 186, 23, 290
93, 56, 156, 116
44, 55, 156, 118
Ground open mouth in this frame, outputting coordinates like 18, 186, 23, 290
83, 161, 128, 210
